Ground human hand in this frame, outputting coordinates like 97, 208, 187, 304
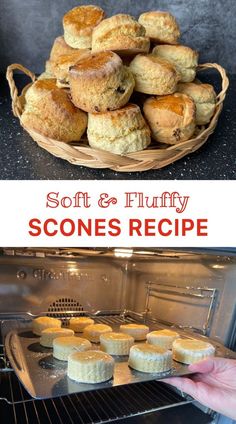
162, 357, 236, 420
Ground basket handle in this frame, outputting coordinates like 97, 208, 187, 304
6, 64, 36, 118
197, 63, 229, 105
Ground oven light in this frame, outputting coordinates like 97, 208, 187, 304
114, 249, 133, 258
211, 264, 225, 269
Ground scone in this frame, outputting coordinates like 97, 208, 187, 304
21, 79, 87, 142
48, 50, 90, 86
63, 5, 105, 48
152, 45, 199, 83
69, 51, 135, 112
177, 82, 217, 125
83, 324, 112, 343
49, 36, 78, 62
147, 329, 180, 349
119, 324, 149, 341
87, 104, 151, 154
138, 11, 180, 44
100, 332, 134, 355
68, 350, 114, 383
32, 316, 61, 336
40, 328, 74, 348
128, 344, 172, 373
172, 339, 215, 364
92, 14, 150, 55
69, 317, 95, 333
143, 93, 196, 144
53, 336, 92, 361
129, 54, 180, 95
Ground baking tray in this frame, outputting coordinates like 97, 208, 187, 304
5, 318, 236, 400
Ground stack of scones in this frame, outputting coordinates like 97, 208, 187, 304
21, 5, 217, 155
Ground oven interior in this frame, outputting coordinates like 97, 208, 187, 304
0, 248, 235, 423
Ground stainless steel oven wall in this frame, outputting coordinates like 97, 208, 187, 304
126, 254, 236, 346
0, 256, 125, 315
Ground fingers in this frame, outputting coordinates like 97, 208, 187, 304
188, 357, 236, 374
188, 358, 215, 374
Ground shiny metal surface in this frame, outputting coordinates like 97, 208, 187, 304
5, 315, 236, 400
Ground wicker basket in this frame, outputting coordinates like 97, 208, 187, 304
6, 63, 229, 173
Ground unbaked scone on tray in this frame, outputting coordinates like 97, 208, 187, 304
53, 336, 92, 360
172, 339, 215, 364
83, 323, 112, 343
100, 332, 134, 355
69, 317, 95, 333
147, 329, 180, 349
32, 316, 61, 336
68, 350, 115, 383
40, 328, 74, 348
119, 323, 149, 341
128, 343, 172, 373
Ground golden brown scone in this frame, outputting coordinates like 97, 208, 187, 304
49, 36, 78, 61
87, 104, 151, 154
152, 45, 198, 83
21, 79, 87, 142
49, 50, 91, 85
92, 14, 150, 55
138, 11, 180, 44
143, 93, 196, 144
177, 82, 216, 125
69, 51, 135, 113
129, 54, 180, 95
63, 5, 105, 48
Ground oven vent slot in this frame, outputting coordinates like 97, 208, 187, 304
47, 298, 84, 322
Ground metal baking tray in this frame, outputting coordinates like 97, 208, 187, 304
5, 317, 236, 400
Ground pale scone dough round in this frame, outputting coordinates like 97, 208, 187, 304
92, 14, 150, 55
63, 5, 105, 49
152, 45, 198, 83
100, 332, 134, 355
40, 328, 74, 348
147, 329, 180, 349
128, 343, 172, 373
143, 93, 196, 144
129, 54, 180, 95
87, 104, 151, 154
119, 324, 149, 341
138, 11, 180, 44
69, 50, 135, 113
67, 350, 115, 383
83, 324, 112, 343
69, 317, 95, 333
177, 82, 216, 125
172, 339, 215, 364
32, 316, 61, 336
53, 336, 92, 361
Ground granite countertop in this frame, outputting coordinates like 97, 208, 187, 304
0, 73, 235, 180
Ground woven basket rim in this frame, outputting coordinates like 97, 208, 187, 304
6, 62, 229, 172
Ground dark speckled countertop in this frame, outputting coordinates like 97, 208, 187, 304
0, 73, 235, 180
